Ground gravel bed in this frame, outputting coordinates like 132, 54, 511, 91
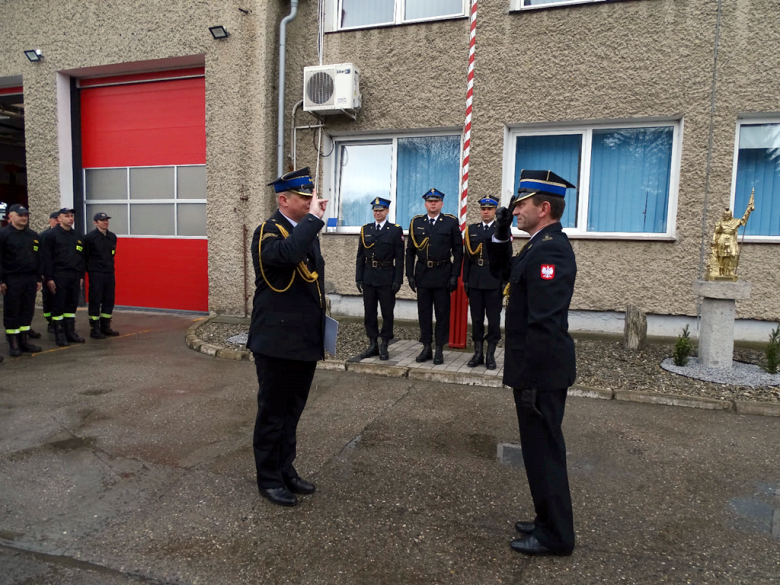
660, 357, 780, 388
195, 319, 780, 404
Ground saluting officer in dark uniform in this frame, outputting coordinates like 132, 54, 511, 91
406, 188, 463, 365
463, 196, 503, 370
42, 208, 86, 347
38, 211, 60, 333
489, 170, 577, 557
355, 196, 404, 361
0, 204, 43, 357
247, 167, 327, 508
84, 212, 119, 339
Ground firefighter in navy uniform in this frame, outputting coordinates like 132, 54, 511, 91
488, 170, 578, 557
84, 212, 119, 339
0, 204, 43, 357
42, 208, 86, 346
38, 211, 60, 333
463, 196, 503, 370
247, 167, 327, 508
406, 188, 463, 365
355, 197, 404, 361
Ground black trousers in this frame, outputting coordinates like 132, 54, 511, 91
363, 284, 395, 340
42, 280, 54, 319
417, 286, 450, 346
252, 353, 317, 490
3, 274, 38, 332
88, 272, 116, 319
52, 272, 81, 320
514, 387, 575, 554
469, 287, 502, 343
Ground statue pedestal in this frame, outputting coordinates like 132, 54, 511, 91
693, 280, 751, 369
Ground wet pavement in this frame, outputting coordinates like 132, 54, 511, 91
1, 310, 779, 584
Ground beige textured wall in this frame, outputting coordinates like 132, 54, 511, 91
298, 0, 780, 321
0, 0, 280, 316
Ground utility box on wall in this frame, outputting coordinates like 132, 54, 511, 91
303, 63, 361, 114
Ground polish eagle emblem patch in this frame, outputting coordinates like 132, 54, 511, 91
540, 265, 555, 280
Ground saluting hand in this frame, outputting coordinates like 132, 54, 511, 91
494, 207, 512, 241
308, 190, 329, 219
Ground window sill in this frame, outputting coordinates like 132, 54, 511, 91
327, 14, 468, 35
741, 236, 780, 244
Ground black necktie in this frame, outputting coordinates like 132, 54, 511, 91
376, 223, 380, 231
430, 218, 435, 227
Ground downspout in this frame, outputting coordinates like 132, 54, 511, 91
278, 0, 299, 176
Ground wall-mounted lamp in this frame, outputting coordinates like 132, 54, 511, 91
209, 26, 229, 39
24, 49, 43, 62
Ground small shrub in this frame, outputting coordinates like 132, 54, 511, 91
763, 325, 780, 374
673, 325, 694, 367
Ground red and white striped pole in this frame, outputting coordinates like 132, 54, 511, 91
449, 0, 477, 349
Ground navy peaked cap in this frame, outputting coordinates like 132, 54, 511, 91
268, 167, 315, 195
512, 170, 575, 207
478, 197, 498, 208
422, 188, 445, 200
371, 196, 391, 209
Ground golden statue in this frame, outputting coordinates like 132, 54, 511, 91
706, 189, 755, 281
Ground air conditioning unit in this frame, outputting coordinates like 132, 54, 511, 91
303, 63, 361, 114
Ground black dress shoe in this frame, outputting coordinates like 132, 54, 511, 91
510, 535, 570, 556
433, 345, 444, 365
415, 344, 432, 362
285, 476, 316, 495
378, 339, 389, 361
259, 486, 297, 507
515, 521, 535, 535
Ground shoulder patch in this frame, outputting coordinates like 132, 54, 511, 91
542, 234, 554, 242
444, 214, 458, 220
261, 232, 280, 241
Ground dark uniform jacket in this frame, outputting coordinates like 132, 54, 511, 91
0, 225, 41, 282
488, 222, 576, 391
84, 228, 118, 274
355, 221, 404, 287
462, 222, 502, 290
42, 225, 85, 281
405, 213, 463, 288
247, 210, 326, 362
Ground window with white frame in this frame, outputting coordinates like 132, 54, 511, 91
337, 0, 467, 30
511, 0, 607, 10
83, 165, 207, 237
504, 122, 680, 237
333, 134, 462, 230
731, 121, 780, 238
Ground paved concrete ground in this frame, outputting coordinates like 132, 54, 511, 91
1, 310, 779, 584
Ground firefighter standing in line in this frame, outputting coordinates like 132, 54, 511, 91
42, 208, 86, 346
38, 210, 60, 333
0, 204, 43, 357
84, 212, 119, 339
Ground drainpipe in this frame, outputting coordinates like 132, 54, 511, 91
278, 0, 299, 176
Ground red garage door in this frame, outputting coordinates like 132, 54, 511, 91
80, 69, 208, 311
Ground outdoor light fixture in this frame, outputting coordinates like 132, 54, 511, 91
24, 49, 43, 62
209, 26, 229, 39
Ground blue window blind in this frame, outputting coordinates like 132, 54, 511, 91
734, 124, 780, 236
337, 143, 393, 227
340, 0, 394, 28
396, 136, 461, 228
514, 134, 581, 228
588, 127, 673, 233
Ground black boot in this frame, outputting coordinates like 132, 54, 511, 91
486, 342, 497, 370
53, 321, 69, 347
358, 338, 379, 360
47, 317, 55, 334
19, 331, 42, 353
433, 345, 444, 365
90, 319, 106, 339
27, 328, 42, 339
468, 341, 484, 367
415, 344, 432, 363
6, 334, 22, 357
378, 338, 389, 361
64, 318, 85, 343
100, 317, 120, 337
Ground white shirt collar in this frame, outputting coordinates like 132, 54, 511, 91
376, 219, 387, 229
427, 214, 441, 222
482, 220, 494, 228
280, 211, 298, 228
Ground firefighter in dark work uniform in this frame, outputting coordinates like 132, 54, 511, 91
355, 196, 404, 361
84, 212, 119, 339
463, 196, 503, 370
488, 170, 578, 557
0, 204, 43, 357
38, 211, 60, 333
406, 188, 463, 365
42, 208, 86, 346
